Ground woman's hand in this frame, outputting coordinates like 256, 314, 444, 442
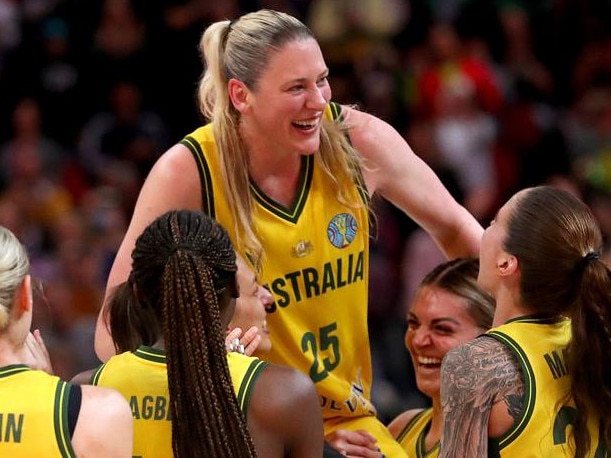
325, 429, 384, 458
226, 326, 262, 356
23, 329, 54, 374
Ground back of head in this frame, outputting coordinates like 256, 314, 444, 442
420, 257, 495, 330
0, 226, 29, 331
504, 186, 610, 457
503, 186, 604, 315
129, 210, 256, 457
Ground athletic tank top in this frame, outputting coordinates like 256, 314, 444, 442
487, 316, 605, 457
396, 408, 439, 457
92, 346, 267, 457
182, 103, 375, 420
0, 365, 76, 457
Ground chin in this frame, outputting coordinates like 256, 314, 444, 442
258, 340, 273, 354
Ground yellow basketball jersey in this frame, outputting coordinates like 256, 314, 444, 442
92, 346, 267, 458
396, 408, 439, 458
487, 316, 605, 457
0, 365, 76, 457
182, 103, 375, 421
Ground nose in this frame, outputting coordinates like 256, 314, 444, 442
307, 85, 327, 110
258, 286, 274, 307
410, 327, 432, 348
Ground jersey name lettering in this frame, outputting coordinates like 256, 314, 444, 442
0, 413, 24, 442
544, 348, 568, 379
265, 251, 364, 312
129, 395, 171, 421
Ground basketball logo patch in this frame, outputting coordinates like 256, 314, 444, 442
327, 213, 357, 248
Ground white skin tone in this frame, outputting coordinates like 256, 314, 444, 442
95, 31, 483, 456
478, 192, 525, 327
387, 285, 487, 452
228, 258, 273, 355
0, 276, 133, 457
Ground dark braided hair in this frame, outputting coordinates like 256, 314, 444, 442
127, 209, 257, 457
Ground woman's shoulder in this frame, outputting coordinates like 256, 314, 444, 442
387, 408, 427, 438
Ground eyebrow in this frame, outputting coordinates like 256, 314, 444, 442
288, 69, 329, 85
407, 312, 461, 326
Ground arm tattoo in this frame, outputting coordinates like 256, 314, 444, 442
438, 336, 524, 458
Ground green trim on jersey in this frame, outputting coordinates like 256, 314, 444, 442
396, 408, 439, 458
235, 358, 268, 415
486, 331, 536, 448
54, 381, 77, 458
181, 134, 215, 218
133, 346, 166, 364
250, 154, 313, 222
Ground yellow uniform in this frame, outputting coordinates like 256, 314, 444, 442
395, 408, 439, 458
0, 365, 76, 458
487, 316, 606, 457
182, 103, 407, 457
92, 346, 267, 458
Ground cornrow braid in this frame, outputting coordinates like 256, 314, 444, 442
132, 210, 256, 457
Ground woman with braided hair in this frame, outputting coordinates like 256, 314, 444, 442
74, 209, 323, 458
439, 186, 611, 457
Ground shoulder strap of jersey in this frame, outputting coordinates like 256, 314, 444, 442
181, 135, 215, 218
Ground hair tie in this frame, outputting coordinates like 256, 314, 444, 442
584, 251, 600, 262
577, 251, 600, 273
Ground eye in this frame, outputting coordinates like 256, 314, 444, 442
317, 76, 328, 87
406, 318, 419, 331
289, 84, 305, 92
433, 325, 454, 335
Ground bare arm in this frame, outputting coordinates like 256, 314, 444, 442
439, 336, 524, 458
94, 144, 201, 361
72, 385, 133, 457
344, 106, 483, 259
248, 364, 324, 458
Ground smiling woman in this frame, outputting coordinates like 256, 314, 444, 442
228, 256, 273, 355
388, 257, 495, 458
94, 8, 484, 457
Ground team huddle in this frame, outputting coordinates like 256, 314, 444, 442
1, 8, 610, 458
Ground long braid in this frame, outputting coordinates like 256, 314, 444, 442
132, 210, 257, 457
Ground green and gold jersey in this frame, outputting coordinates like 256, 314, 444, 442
0, 365, 76, 457
488, 316, 605, 457
396, 408, 439, 458
182, 103, 375, 422
92, 346, 267, 458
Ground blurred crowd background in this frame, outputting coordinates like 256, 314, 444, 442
1, 0, 610, 422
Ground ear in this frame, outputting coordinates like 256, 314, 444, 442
228, 78, 250, 114
496, 255, 518, 277
16, 275, 33, 315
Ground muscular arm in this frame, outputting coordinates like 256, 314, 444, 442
248, 364, 324, 458
344, 106, 483, 259
439, 336, 524, 458
95, 144, 201, 361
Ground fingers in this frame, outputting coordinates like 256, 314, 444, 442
243, 334, 261, 356
24, 330, 54, 374
240, 326, 261, 356
325, 429, 383, 458
226, 327, 262, 356
225, 327, 243, 351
